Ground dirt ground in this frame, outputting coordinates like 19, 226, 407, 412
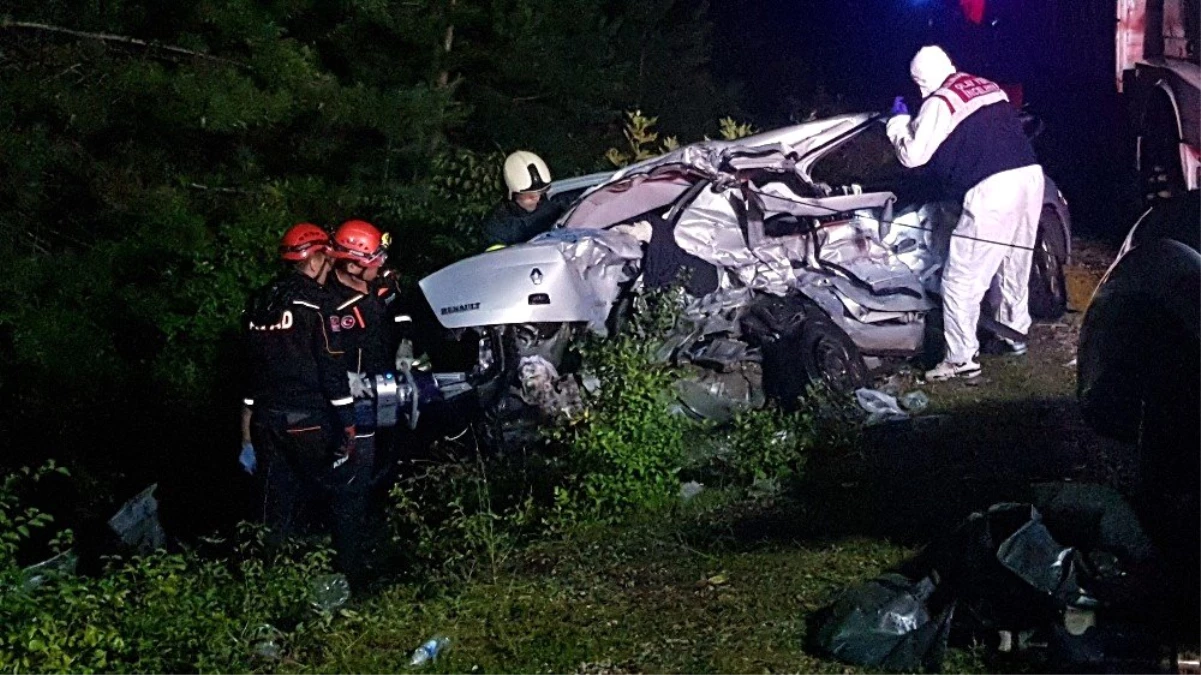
792, 237, 1134, 546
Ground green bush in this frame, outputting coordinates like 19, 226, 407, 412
0, 462, 63, 563
547, 289, 691, 519
715, 385, 860, 488
388, 453, 538, 584
0, 530, 341, 674
363, 147, 504, 273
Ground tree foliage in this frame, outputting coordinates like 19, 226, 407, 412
0, 0, 739, 527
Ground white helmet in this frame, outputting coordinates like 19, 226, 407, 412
503, 151, 552, 198
910, 45, 957, 99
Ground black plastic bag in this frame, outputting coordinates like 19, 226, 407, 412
812, 572, 956, 672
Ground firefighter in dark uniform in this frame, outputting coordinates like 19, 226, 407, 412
326, 220, 408, 493
241, 223, 370, 584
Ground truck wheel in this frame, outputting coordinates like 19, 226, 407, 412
798, 316, 869, 395
1140, 96, 1187, 206
1028, 207, 1067, 320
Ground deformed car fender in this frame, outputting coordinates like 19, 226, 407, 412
1077, 236, 1201, 442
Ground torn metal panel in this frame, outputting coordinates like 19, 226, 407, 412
610, 113, 877, 185
827, 277, 934, 314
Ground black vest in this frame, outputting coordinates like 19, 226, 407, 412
924, 73, 1039, 199
928, 101, 1039, 199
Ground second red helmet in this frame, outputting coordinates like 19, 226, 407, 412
331, 220, 388, 267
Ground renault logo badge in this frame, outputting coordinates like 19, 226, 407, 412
530, 268, 543, 285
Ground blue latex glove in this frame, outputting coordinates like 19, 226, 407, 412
239, 441, 257, 475
890, 96, 910, 116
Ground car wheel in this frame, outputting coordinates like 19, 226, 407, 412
798, 316, 869, 395
1028, 207, 1067, 320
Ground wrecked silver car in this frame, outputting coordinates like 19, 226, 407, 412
420, 113, 1071, 418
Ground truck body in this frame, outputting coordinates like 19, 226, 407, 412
1116, 0, 1201, 197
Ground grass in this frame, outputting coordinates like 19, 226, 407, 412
292, 511, 931, 674
277, 240, 1134, 674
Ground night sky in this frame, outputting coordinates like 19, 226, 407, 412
707, 0, 1071, 118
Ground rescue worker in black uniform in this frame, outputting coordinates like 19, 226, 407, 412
325, 220, 408, 494
482, 150, 573, 248
241, 223, 370, 584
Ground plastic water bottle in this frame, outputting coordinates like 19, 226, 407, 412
409, 636, 450, 666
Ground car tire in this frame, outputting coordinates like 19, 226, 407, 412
1028, 207, 1067, 321
798, 316, 869, 395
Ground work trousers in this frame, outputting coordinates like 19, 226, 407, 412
941, 165, 1045, 363
251, 408, 372, 581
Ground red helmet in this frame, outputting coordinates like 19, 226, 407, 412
331, 220, 388, 268
279, 223, 330, 261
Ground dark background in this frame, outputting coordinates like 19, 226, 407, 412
708, 0, 1137, 237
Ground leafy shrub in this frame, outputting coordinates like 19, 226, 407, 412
0, 462, 70, 570
363, 147, 504, 274
717, 116, 757, 140
605, 110, 681, 168
605, 109, 757, 168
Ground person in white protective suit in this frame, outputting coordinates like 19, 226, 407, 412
886, 45, 1044, 381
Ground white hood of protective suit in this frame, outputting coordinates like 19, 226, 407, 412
910, 46, 956, 98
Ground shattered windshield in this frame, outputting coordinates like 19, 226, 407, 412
808, 123, 907, 191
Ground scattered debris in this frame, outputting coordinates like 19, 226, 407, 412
309, 573, 351, 612
673, 365, 763, 423
518, 356, 584, 418
855, 388, 910, 425
898, 390, 930, 413
573, 660, 637, 675
695, 573, 730, 590
18, 550, 78, 593
249, 623, 284, 661
811, 572, 954, 672
108, 483, 166, 554
679, 481, 705, 501
811, 486, 1167, 672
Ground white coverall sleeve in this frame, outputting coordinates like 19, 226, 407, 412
886, 98, 955, 168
